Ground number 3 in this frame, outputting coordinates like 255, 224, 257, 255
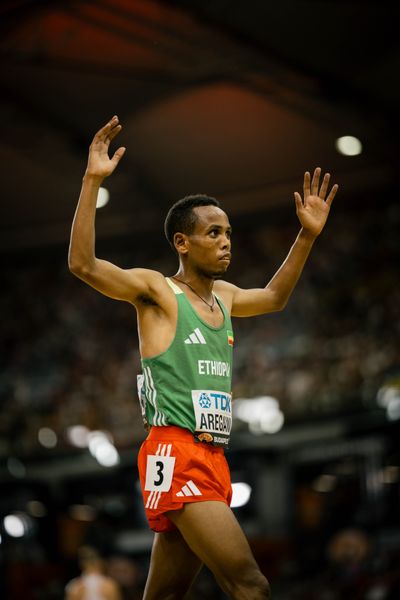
145, 455, 175, 492
154, 460, 164, 486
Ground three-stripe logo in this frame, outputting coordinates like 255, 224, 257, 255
184, 328, 207, 344
176, 480, 202, 497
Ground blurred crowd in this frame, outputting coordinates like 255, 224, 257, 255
233, 201, 400, 419
1, 198, 400, 599
1, 199, 399, 457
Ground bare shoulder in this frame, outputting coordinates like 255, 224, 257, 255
213, 279, 237, 313
131, 269, 175, 308
101, 576, 121, 599
65, 578, 83, 600
129, 268, 169, 296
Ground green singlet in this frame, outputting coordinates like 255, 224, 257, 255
137, 277, 234, 447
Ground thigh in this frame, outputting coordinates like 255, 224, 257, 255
167, 501, 262, 591
143, 529, 203, 600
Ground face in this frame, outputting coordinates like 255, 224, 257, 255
176, 205, 232, 278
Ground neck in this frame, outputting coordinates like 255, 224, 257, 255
172, 272, 216, 311
173, 269, 214, 295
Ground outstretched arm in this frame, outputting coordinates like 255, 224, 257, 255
68, 117, 162, 303
218, 168, 338, 317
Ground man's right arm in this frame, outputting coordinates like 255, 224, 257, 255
68, 116, 161, 304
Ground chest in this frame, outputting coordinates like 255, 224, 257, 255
189, 297, 224, 328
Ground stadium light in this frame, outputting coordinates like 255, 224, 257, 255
335, 135, 362, 156
231, 482, 252, 508
96, 187, 110, 208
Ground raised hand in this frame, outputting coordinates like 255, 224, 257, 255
86, 116, 126, 179
294, 168, 338, 237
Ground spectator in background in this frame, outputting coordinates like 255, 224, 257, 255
65, 546, 121, 600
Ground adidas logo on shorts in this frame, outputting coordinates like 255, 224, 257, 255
184, 328, 207, 345
176, 480, 202, 497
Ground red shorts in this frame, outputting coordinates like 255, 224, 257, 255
138, 426, 232, 533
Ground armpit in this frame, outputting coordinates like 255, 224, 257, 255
136, 293, 158, 306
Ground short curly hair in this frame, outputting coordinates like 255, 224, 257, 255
164, 194, 220, 250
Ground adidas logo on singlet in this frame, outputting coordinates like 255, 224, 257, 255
184, 328, 207, 344
176, 480, 202, 497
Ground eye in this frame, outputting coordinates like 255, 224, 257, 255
209, 229, 219, 237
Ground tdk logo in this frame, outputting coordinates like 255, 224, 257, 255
199, 393, 212, 409
198, 392, 231, 412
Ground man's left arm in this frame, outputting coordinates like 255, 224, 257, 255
219, 167, 338, 317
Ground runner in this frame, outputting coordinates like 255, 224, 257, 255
69, 116, 338, 599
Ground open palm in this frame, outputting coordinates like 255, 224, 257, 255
86, 116, 126, 179
295, 168, 338, 237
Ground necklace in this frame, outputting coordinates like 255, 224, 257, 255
172, 276, 216, 312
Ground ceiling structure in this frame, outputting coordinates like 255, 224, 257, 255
1, 0, 398, 253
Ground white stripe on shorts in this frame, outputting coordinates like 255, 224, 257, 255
145, 443, 174, 510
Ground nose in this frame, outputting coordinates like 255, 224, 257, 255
221, 234, 230, 249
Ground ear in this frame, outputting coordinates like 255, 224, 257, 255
173, 232, 189, 255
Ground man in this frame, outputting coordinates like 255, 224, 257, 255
65, 546, 121, 600
69, 116, 338, 599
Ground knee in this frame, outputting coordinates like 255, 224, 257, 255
257, 573, 271, 599
246, 571, 271, 599
224, 567, 271, 599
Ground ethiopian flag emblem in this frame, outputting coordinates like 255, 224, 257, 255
227, 330, 234, 346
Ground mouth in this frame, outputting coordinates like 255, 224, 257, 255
219, 253, 231, 262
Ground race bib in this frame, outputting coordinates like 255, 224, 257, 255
191, 390, 232, 447
144, 455, 175, 492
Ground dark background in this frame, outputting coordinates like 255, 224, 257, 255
1, 1, 399, 598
